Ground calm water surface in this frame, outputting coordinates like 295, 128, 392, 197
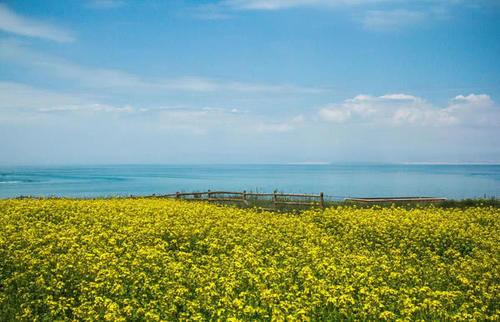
0, 164, 499, 200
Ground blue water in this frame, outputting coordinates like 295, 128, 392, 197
0, 164, 499, 200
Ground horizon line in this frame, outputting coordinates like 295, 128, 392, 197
1, 161, 500, 167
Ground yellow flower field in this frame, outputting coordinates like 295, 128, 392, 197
0, 199, 498, 321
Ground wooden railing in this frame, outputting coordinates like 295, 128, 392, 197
345, 197, 446, 203
150, 190, 325, 210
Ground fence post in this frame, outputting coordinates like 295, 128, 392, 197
176, 191, 179, 199
242, 190, 246, 201
320, 192, 324, 210
273, 189, 277, 210
207, 189, 211, 201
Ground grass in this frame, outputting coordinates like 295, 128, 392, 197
206, 196, 500, 212
11, 194, 500, 212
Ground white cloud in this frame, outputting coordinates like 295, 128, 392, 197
85, 0, 126, 9
317, 94, 388, 122
256, 114, 305, 133
153, 106, 300, 136
0, 4, 74, 42
221, 0, 495, 11
4, 77, 497, 133
1, 82, 498, 164
451, 93, 493, 107
391, 93, 497, 126
207, 0, 467, 30
318, 105, 351, 122
439, 94, 497, 126
361, 9, 427, 30
379, 94, 419, 100
0, 40, 323, 94
0, 82, 303, 137
220, 81, 324, 94
38, 103, 143, 114
318, 93, 500, 126
256, 122, 294, 133
0, 83, 153, 123
0, 82, 87, 109
222, 0, 390, 10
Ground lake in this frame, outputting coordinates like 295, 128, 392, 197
1, 164, 499, 200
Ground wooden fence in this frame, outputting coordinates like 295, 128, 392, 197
345, 197, 446, 204
150, 190, 325, 210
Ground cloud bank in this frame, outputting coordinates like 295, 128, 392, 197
318, 93, 498, 127
1, 82, 498, 164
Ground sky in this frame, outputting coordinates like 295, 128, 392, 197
0, 0, 499, 165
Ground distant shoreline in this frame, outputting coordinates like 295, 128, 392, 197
2, 162, 500, 167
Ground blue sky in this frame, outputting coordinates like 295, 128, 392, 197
0, 0, 499, 164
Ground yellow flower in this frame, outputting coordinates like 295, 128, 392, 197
0, 199, 497, 320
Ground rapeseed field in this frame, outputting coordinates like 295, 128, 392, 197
0, 199, 498, 320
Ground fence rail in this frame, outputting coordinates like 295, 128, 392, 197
12, 193, 447, 209
345, 197, 446, 203
152, 190, 325, 210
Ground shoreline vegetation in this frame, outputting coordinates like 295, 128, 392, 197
0, 198, 498, 320
8, 194, 500, 212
